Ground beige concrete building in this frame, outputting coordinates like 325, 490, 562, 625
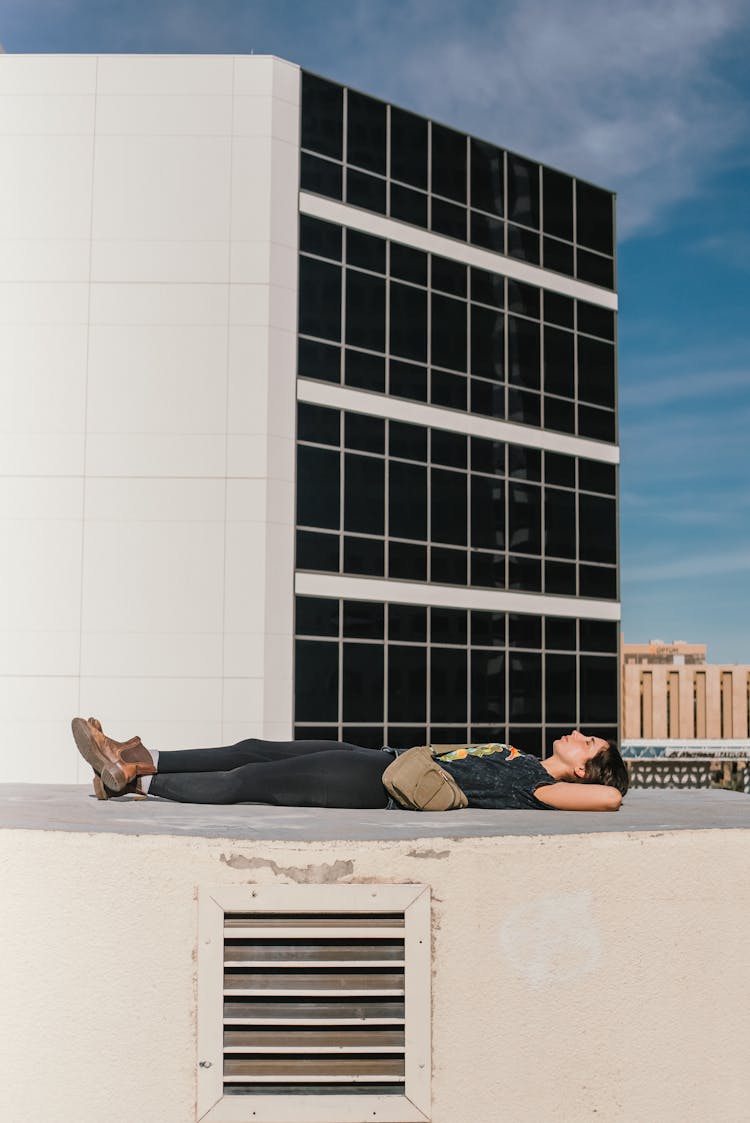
622, 639, 750, 740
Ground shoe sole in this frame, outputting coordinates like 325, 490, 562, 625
100, 759, 129, 793
71, 717, 111, 776
92, 775, 109, 800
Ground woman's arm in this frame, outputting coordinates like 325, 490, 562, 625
533, 782, 622, 811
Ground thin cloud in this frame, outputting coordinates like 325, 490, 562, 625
619, 367, 750, 407
625, 546, 750, 582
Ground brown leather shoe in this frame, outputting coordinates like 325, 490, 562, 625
92, 773, 144, 800
71, 717, 155, 790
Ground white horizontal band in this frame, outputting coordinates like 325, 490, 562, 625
300, 192, 617, 311
295, 571, 620, 621
298, 379, 619, 464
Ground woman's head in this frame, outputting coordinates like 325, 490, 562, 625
552, 730, 629, 796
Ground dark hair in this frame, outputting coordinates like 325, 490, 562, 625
581, 739, 629, 796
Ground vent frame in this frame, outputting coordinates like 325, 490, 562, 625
198, 884, 431, 1122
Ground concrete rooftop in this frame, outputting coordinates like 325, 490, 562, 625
0, 784, 747, 840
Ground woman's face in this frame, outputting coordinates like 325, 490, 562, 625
553, 729, 609, 777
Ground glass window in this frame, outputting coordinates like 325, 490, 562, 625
507, 281, 540, 320
345, 453, 384, 536
579, 564, 617, 599
543, 290, 574, 328
579, 459, 616, 495
507, 316, 540, 388
542, 236, 574, 275
390, 421, 427, 462
390, 183, 428, 226
300, 215, 342, 260
389, 603, 427, 643
297, 445, 340, 529
343, 599, 384, 639
545, 559, 576, 595
346, 269, 385, 352
346, 229, 386, 273
471, 437, 505, 475
389, 540, 427, 581
544, 450, 575, 488
299, 257, 341, 341
388, 644, 426, 722
298, 338, 340, 383
431, 123, 466, 203
578, 494, 616, 564
507, 223, 540, 264
544, 487, 576, 559
543, 326, 574, 397
545, 616, 577, 650
472, 611, 505, 647
471, 475, 504, 549
429, 607, 466, 647
296, 530, 339, 572
579, 655, 617, 724
576, 181, 614, 256
431, 429, 467, 468
431, 647, 468, 723
471, 650, 505, 722
508, 155, 539, 227
346, 168, 386, 214
471, 378, 505, 419
508, 652, 541, 721
301, 73, 343, 160
580, 619, 618, 653
509, 614, 541, 649
508, 483, 541, 554
390, 360, 428, 402
471, 551, 505, 588
343, 535, 384, 576
508, 388, 541, 427
431, 255, 467, 297
295, 639, 338, 721
390, 282, 427, 361
431, 370, 467, 411
387, 726, 428, 750
389, 461, 427, 539
300, 152, 343, 200
508, 445, 541, 481
543, 396, 575, 434
576, 248, 614, 289
431, 468, 467, 545
432, 294, 467, 372
578, 301, 615, 342
578, 404, 616, 443
431, 546, 467, 585
431, 198, 467, 240
343, 642, 384, 722
471, 305, 504, 381
390, 107, 428, 188
545, 654, 577, 723
471, 267, 504, 308
578, 336, 615, 408
508, 554, 542, 591
342, 726, 384, 750
345, 348, 385, 392
542, 167, 574, 241
346, 89, 386, 174
390, 242, 428, 286
296, 595, 339, 637
345, 412, 384, 454
297, 402, 340, 446
470, 211, 504, 252
471, 138, 504, 216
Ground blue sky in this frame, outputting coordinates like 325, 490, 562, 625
2, 0, 749, 661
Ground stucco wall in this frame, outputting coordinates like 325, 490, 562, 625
1, 825, 748, 1122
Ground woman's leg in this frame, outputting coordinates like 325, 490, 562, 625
150, 747, 390, 807
156, 738, 366, 773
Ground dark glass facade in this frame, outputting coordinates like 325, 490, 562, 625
298, 216, 617, 442
301, 72, 616, 291
294, 72, 619, 752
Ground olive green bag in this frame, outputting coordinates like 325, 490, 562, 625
382, 744, 468, 811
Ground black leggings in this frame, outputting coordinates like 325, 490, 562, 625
149, 738, 391, 807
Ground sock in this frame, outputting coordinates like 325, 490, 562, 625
140, 773, 153, 795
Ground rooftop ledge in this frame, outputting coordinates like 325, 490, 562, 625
0, 784, 748, 841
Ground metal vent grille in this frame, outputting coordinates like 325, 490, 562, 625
222, 912, 406, 1097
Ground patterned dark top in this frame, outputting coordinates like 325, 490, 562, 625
436, 743, 557, 810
